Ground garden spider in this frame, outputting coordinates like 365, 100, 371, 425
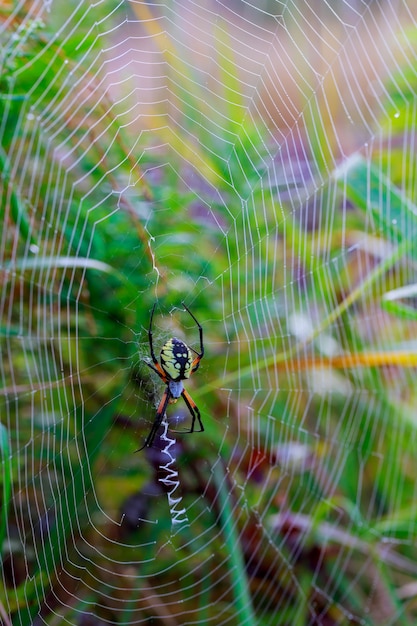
138, 303, 204, 450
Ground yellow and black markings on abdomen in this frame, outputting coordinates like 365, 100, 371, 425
160, 337, 192, 381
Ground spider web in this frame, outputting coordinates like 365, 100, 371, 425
1, 0, 417, 624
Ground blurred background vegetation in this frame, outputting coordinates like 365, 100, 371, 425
1, 1, 417, 625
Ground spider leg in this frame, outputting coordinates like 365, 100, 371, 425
145, 359, 167, 382
182, 303, 204, 373
181, 388, 204, 433
136, 388, 171, 451
145, 303, 167, 381
190, 354, 202, 374
148, 303, 160, 365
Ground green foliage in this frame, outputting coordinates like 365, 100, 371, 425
1, 3, 417, 626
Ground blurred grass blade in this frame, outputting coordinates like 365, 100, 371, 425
212, 462, 257, 625
335, 154, 417, 244
0, 423, 11, 564
2, 255, 128, 284
382, 283, 417, 320
128, 3, 223, 187
0, 147, 38, 249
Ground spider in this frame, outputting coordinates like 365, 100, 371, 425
138, 303, 204, 450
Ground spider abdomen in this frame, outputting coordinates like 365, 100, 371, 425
160, 337, 192, 381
